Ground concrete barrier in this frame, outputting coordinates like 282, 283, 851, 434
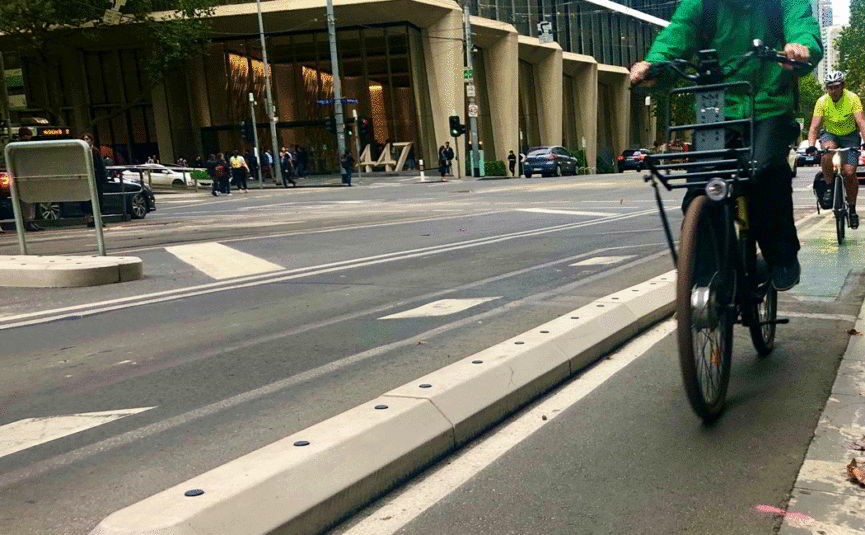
91, 270, 676, 535
0, 255, 143, 287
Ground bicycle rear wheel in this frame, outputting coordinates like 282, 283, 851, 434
744, 241, 777, 356
677, 195, 734, 422
835, 174, 846, 245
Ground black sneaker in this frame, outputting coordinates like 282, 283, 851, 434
771, 258, 801, 292
851, 211, 860, 229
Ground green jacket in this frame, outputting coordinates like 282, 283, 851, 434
645, 0, 822, 120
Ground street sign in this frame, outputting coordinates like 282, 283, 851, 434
466, 84, 476, 98
538, 21, 554, 44
316, 98, 359, 105
463, 68, 473, 81
468, 104, 480, 118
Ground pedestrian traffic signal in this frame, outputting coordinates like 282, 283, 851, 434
449, 115, 465, 137
324, 117, 336, 133
358, 117, 371, 138
240, 121, 255, 142
345, 127, 353, 137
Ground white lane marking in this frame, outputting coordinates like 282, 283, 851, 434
0, 209, 661, 330
570, 255, 636, 266
341, 320, 676, 535
379, 298, 500, 319
518, 208, 617, 217
780, 311, 858, 322
165, 242, 283, 280
0, 407, 154, 459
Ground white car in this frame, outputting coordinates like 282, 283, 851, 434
119, 164, 210, 188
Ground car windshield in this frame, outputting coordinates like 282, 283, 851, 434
623, 150, 640, 156
527, 149, 550, 157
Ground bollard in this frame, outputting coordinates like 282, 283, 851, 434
419, 159, 426, 182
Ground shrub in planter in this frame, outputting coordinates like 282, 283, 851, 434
485, 160, 507, 177
191, 170, 210, 182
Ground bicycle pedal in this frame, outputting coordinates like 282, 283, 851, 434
758, 318, 790, 326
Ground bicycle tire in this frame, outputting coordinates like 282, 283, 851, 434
743, 239, 776, 356
835, 173, 846, 245
676, 195, 734, 422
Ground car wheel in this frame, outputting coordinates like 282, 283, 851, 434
524, 171, 532, 178
36, 202, 61, 221
129, 193, 148, 219
171, 179, 186, 187
554, 165, 563, 177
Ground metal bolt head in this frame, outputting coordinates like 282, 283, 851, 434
184, 489, 205, 497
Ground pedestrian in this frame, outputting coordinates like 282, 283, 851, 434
80, 132, 107, 228
205, 153, 220, 196
438, 145, 448, 181
229, 150, 249, 192
508, 150, 517, 177
340, 150, 355, 186
296, 145, 308, 177
281, 148, 297, 187
245, 148, 259, 182
15, 127, 43, 232
216, 152, 231, 195
406, 145, 416, 171
263, 149, 274, 180
444, 141, 455, 176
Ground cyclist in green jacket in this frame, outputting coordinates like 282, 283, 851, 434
630, 0, 822, 291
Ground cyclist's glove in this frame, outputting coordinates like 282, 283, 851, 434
805, 146, 818, 155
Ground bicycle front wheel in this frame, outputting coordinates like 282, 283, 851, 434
835, 175, 846, 245
677, 195, 734, 422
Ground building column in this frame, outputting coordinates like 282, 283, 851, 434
563, 54, 598, 170
151, 83, 174, 164
422, 7, 464, 177
598, 66, 631, 166
482, 29, 518, 164
535, 46, 563, 146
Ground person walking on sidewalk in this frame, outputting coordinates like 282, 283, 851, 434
444, 141, 455, 176
215, 152, 231, 195
508, 150, 517, 177
340, 150, 355, 186
438, 145, 449, 181
229, 150, 249, 192
629, 0, 821, 291
206, 154, 220, 197
281, 148, 297, 187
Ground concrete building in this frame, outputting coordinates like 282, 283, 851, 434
822, 24, 844, 77
817, 0, 834, 81
0, 0, 672, 175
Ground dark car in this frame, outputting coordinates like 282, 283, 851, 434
523, 146, 579, 177
796, 146, 821, 167
0, 174, 156, 223
617, 149, 650, 172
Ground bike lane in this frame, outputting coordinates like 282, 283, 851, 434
334, 214, 865, 535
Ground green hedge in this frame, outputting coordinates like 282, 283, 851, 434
485, 160, 507, 177
191, 170, 210, 182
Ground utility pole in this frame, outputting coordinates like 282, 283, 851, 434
255, 0, 281, 184
249, 93, 264, 189
462, 0, 481, 177
326, 0, 347, 162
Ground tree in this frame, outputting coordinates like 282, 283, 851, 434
798, 73, 823, 126
838, 0, 865, 95
0, 0, 217, 125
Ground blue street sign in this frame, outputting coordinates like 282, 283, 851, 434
317, 98, 359, 105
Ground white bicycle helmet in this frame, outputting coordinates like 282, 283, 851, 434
825, 70, 845, 85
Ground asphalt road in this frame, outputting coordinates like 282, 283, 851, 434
0, 169, 859, 534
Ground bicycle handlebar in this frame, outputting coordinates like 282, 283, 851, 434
643, 40, 812, 84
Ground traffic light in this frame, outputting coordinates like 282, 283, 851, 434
344, 127, 353, 138
240, 121, 255, 142
324, 117, 336, 133
358, 117, 371, 138
449, 115, 465, 137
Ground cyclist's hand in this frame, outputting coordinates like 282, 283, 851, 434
629, 61, 655, 87
805, 146, 818, 155
781, 43, 810, 70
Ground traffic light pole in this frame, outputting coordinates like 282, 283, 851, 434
255, 0, 281, 185
326, 0, 347, 161
462, 0, 481, 178
249, 93, 263, 189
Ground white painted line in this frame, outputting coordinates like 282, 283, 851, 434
780, 311, 858, 322
570, 255, 636, 267
518, 208, 617, 217
341, 320, 676, 535
379, 298, 500, 319
165, 242, 283, 280
0, 407, 155, 459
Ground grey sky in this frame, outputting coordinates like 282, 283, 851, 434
833, 0, 850, 25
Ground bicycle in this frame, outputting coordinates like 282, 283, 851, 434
641, 41, 808, 422
813, 148, 853, 245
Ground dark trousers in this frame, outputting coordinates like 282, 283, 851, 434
685, 115, 799, 266
232, 168, 248, 190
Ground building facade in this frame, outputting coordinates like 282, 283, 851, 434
1, 0, 671, 175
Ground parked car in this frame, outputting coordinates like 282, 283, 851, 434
523, 146, 580, 177
21, 176, 156, 221
617, 149, 650, 172
0, 171, 9, 198
118, 163, 210, 188
795, 140, 821, 167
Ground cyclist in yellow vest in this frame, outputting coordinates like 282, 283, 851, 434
807, 70, 865, 228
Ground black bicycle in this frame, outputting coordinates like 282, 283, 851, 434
814, 148, 853, 244
642, 41, 808, 422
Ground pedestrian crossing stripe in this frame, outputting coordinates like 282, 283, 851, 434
570, 255, 636, 266
165, 242, 283, 280
380, 298, 501, 319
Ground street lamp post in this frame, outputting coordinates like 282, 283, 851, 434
462, 0, 481, 177
326, 0, 347, 165
255, 0, 281, 185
